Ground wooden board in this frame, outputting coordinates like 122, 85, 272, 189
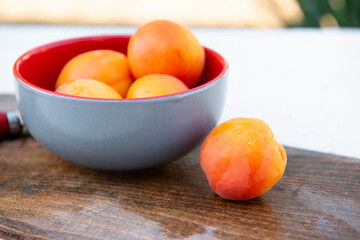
0, 95, 359, 239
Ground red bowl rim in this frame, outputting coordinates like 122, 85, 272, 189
13, 35, 228, 102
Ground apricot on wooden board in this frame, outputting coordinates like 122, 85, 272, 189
200, 118, 287, 200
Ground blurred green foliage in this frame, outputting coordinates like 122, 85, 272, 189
294, 0, 360, 27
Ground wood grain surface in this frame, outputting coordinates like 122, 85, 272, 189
0, 95, 359, 240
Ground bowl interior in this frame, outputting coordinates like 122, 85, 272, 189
14, 35, 227, 93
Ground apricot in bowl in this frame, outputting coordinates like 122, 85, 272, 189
13, 35, 228, 170
55, 49, 132, 98
126, 74, 189, 99
55, 79, 122, 99
128, 20, 205, 88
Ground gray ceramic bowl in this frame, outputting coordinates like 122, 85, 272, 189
13, 35, 228, 170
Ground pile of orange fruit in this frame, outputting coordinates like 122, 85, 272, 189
54, 20, 287, 201
55, 20, 205, 99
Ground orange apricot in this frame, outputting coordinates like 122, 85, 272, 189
200, 118, 287, 200
127, 20, 205, 88
126, 74, 189, 99
55, 50, 132, 97
55, 79, 122, 99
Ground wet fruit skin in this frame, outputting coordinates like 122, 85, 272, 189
55, 79, 122, 99
127, 20, 205, 88
126, 74, 189, 99
200, 118, 287, 200
55, 50, 132, 98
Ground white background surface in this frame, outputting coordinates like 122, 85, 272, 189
1, 25, 359, 158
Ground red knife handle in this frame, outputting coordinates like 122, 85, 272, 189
0, 111, 23, 139
0, 111, 9, 138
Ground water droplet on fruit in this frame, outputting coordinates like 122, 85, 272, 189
216, 135, 224, 142
247, 132, 257, 148
234, 129, 243, 134
248, 139, 256, 148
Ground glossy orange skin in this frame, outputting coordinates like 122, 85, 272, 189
56, 50, 132, 97
55, 79, 122, 99
127, 20, 205, 88
200, 118, 287, 200
126, 74, 189, 99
